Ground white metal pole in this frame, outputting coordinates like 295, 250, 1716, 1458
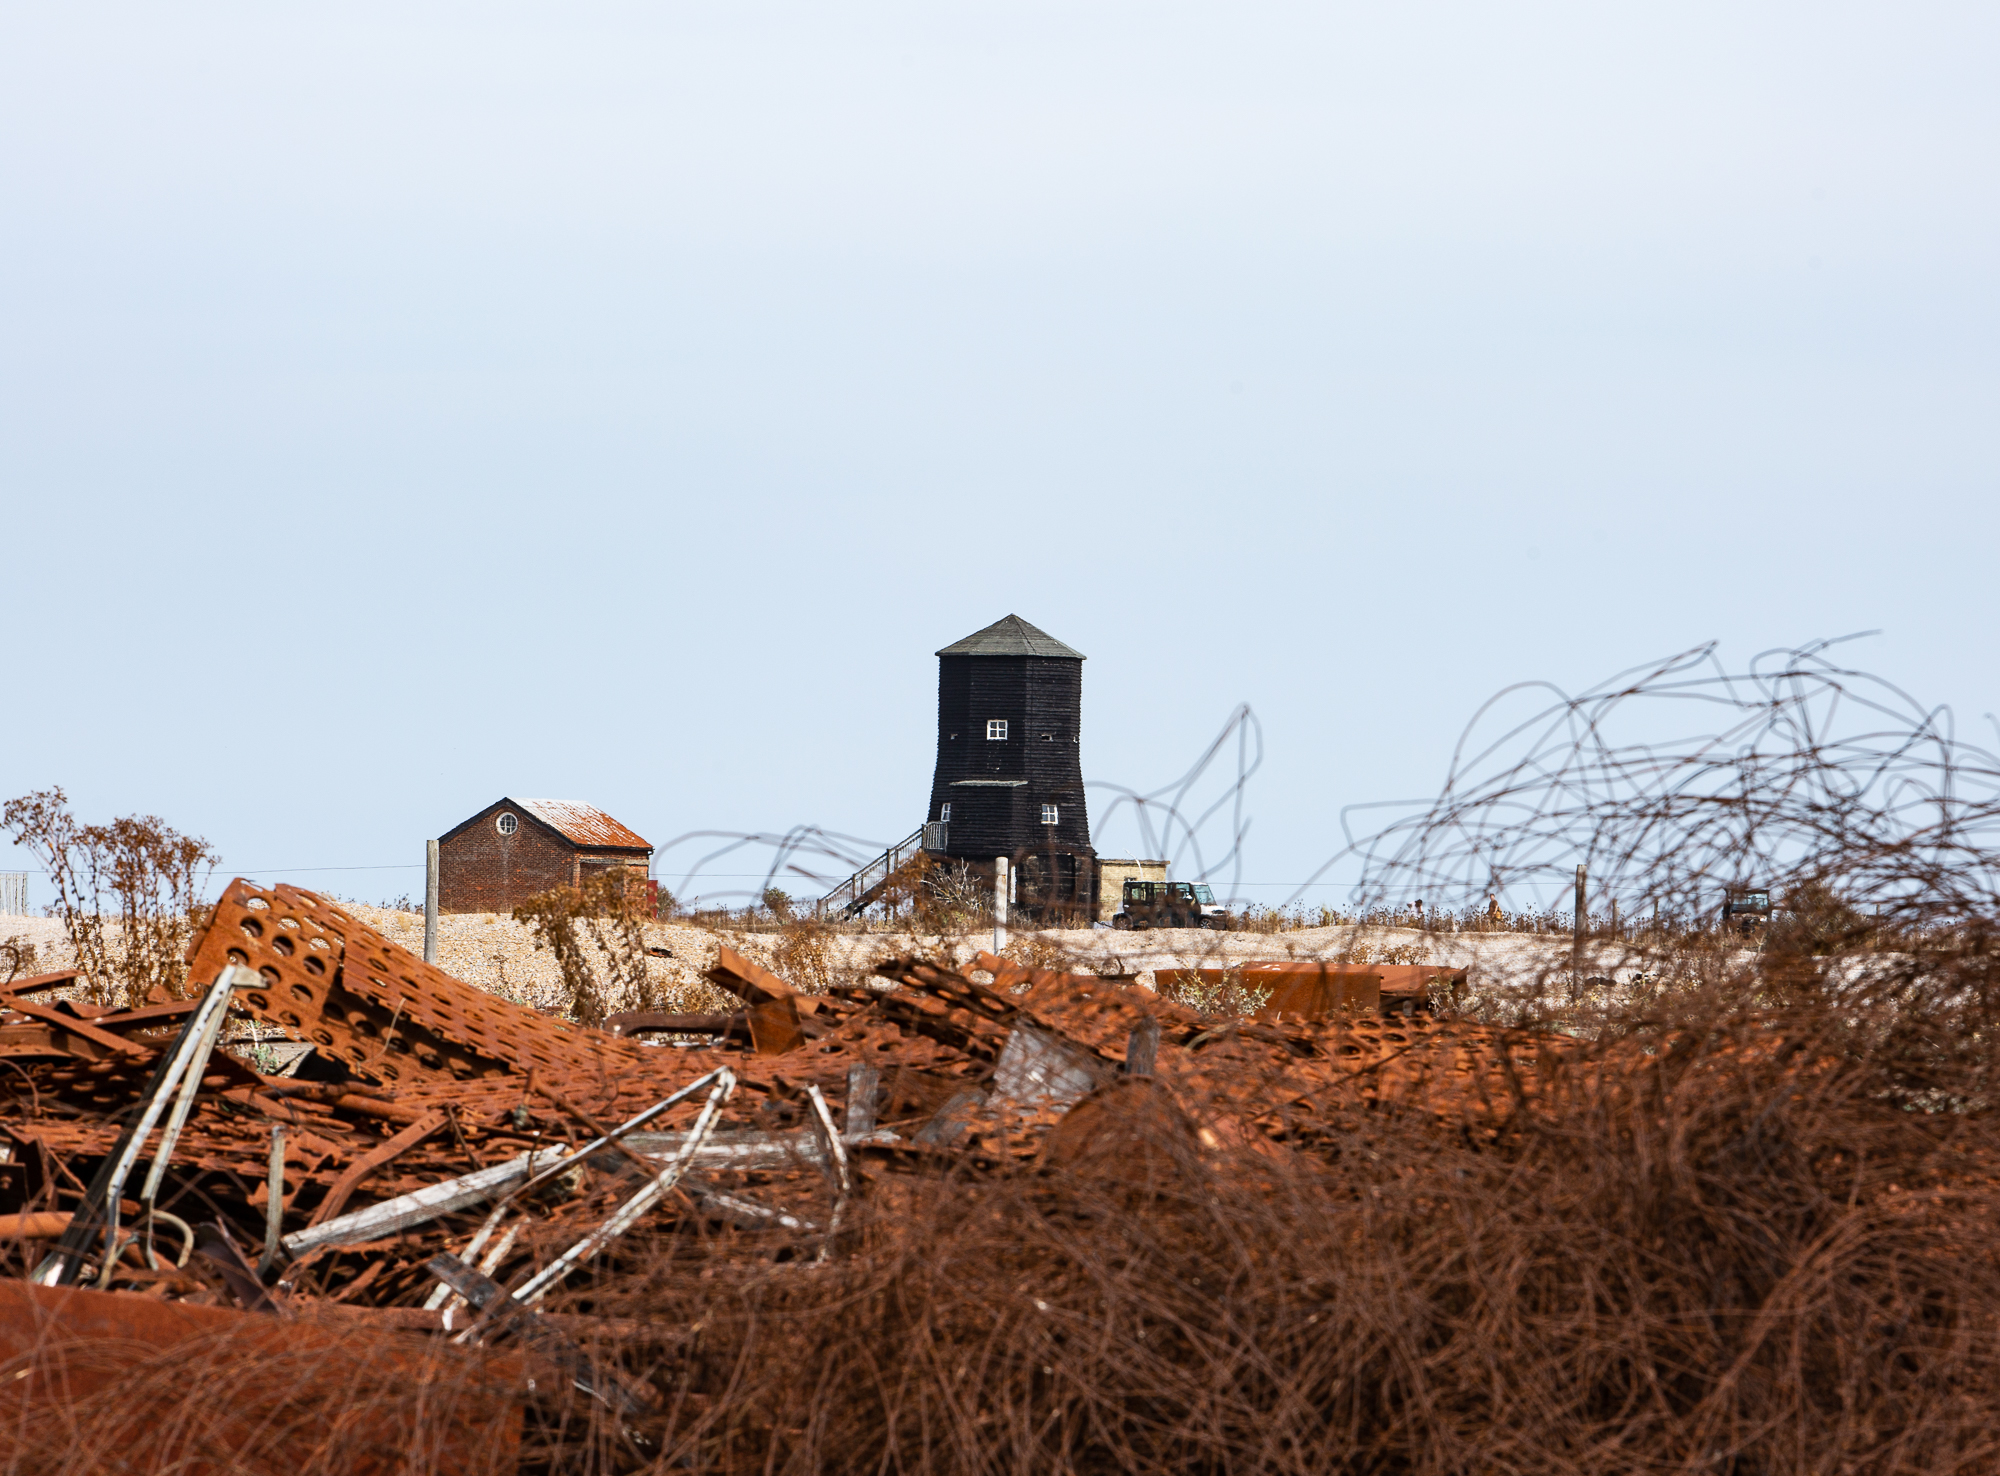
260, 1124, 286, 1277
993, 856, 1009, 954
424, 838, 439, 965
1570, 863, 1587, 999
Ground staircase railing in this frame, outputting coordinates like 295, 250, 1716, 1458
815, 825, 938, 920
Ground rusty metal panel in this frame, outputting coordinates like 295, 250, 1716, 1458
1155, 964, 1383, 1017
0, 1280, 521, 1473
746, 997, 806, 1056
186, 879, 653, 1087
706, 945, 808, 1007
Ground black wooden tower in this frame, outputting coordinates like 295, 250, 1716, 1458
925, 615, 1095, 919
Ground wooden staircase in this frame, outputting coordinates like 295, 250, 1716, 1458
814, 825, 941, 919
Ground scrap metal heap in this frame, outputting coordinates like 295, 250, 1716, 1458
0, 878, 1571, 1423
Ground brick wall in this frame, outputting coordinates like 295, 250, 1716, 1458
439, 807, 576, 914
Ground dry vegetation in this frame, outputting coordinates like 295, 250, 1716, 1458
587, 981, 2000, 1475
1, 786, 216, 1006
509, 870, 664, 1027
7, 954, 1999, 1476
6, 643, 2000, 1473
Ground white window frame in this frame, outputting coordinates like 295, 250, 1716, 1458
986, 719, 1008, 740
1041, 804, 1059, 825
496, 812, 519, 836
940, 803, 951, 822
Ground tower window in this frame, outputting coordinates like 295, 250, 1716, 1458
986, 719, 1008, 740
1041, 804, 1059, 825
940, 804, 951, 822
496, 812, 518, 836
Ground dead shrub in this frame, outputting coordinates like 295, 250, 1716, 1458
511, 869, 658, 1025
1155, 965, 1270, 1018
0, 1312, 522, 1476
1343, 938, 1420, 966
1231, 903, 1287, 934
0, 937, 34, 985
771, 912, 841, 995
998, 929, 1082, 976
0, 786, 217, 1005
901, 854, 990, 935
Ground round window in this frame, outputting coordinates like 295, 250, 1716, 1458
496, 812, 518, 836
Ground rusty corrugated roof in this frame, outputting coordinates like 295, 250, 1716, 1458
511, 798, 651, 851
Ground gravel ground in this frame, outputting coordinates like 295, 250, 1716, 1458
5, 905, 1725, 1023
0, 916, 69, 978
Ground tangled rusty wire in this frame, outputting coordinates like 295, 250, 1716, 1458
12, 1006, 2000, 1476
653, 703, 1264, 915
1339, 637, 2000, 934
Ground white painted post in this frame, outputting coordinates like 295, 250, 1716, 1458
260, 1124, 286, 1277
993, 856, 1009, 954
1570, 863, 1586, 999
424, 839, 439, 966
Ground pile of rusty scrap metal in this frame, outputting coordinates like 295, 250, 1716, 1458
0, 880, 1567, 1414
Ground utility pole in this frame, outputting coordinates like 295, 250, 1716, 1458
424, 839, 439, 966
993, 856, 1009, 955
1570, 863, 1587, 999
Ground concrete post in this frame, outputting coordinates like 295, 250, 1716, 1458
424, 839, 439, 966
993, 856, 1009, 955
259, 1123, 286, 1276
1570, 863, 1586, 999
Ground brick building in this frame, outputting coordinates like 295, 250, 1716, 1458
436, 798, 652, 914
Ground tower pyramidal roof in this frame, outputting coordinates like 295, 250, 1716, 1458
935, 614, 1085, 660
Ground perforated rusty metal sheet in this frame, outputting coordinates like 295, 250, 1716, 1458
187, 880, 654, 1088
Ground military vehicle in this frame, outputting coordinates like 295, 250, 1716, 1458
1722, 887, 1773, 934
1111, 880, 1228, 930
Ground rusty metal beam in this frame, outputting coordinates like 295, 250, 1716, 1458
304, 1110, 449, 1229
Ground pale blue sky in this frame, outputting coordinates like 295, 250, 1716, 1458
3, 2, 1995, 911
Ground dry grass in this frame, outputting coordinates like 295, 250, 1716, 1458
12, 957, 1999, 1475
517, 936, 2000, 1473
617, 1008, 2000, 1475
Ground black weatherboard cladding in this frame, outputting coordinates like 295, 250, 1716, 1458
926, 616, 1092, 861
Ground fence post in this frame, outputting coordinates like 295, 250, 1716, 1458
424, 840, 439, 966
260, 1124, 286, 1276
1570, 864, 1587, 998
993, 856, 1009, 955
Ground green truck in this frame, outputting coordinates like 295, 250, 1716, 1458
1111, 880, 1228, 931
